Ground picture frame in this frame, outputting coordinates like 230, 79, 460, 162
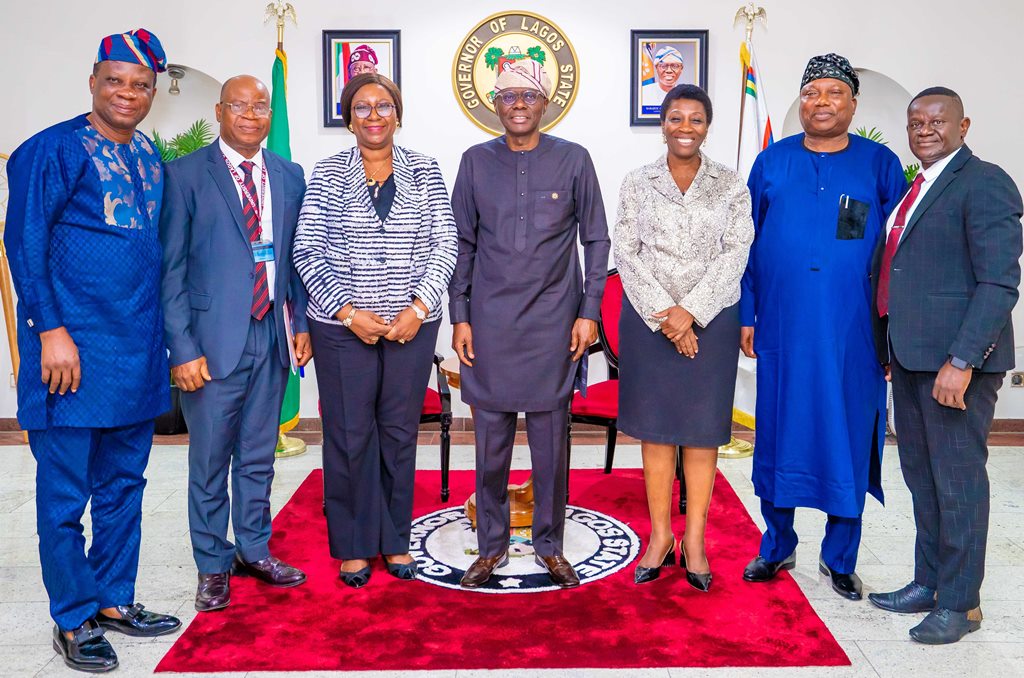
629, 30, 709, 126
322, 30, 401, 128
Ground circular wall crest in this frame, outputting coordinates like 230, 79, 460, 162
452, 11, 580, 136
410, 505, 640, 593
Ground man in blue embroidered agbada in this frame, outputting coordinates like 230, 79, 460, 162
738, 54, 907, 601
4, 29, 181, 673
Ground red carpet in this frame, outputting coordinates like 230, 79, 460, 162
157, 469, 849, 672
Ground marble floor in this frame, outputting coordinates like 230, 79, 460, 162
2, 442, 1023, 678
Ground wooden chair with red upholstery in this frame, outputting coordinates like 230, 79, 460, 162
423, 353, 454, 502
567, 269, 687, 512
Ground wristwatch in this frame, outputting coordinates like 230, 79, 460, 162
949, 356, 973, 370
410, 304, 427, 321
342, 307, 357, 327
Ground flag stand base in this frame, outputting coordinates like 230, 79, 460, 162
718, 436, 754, 459
276, 431, 306, 458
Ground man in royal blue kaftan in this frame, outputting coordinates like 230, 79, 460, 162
4, 29, 181, 673
739, 54, 907, 600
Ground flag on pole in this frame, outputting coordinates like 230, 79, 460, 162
268, 47, 300, 435
736, 40, 773, 179
731, 39, 773, 442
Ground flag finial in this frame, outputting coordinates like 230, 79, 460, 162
264, 1, 298, 48
734, 3, 767, 43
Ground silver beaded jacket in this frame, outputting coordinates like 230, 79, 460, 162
614, 152, 754, 331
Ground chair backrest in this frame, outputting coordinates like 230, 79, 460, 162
597, 269, 623, 369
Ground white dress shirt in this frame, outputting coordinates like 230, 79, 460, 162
886, 145, 963, 242
219, 138, 275, 301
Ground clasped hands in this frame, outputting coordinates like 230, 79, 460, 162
339, 303, 425, 347
653, 306, 698, 358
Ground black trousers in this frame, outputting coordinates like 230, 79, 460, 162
311, 319, 439, 560
890, 358, 1003, 611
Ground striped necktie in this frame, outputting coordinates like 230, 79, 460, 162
240, 160, 270, 320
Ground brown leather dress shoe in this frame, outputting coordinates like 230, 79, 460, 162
460, 552, 509, 588
233, 554, 307, 588
535, 554, 581, 588
195, 572, 230, 612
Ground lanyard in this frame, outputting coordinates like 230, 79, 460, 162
223, 153, 268, 239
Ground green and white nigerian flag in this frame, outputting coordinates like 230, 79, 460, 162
268, 48, 300, 433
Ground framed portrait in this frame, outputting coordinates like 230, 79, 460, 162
322, 30, 401, 128
629, 30, 709, 126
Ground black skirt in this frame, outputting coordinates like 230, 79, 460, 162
617, 296, 740, 448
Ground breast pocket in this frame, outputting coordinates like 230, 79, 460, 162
836, 196, 870, 240
533, 189, 574, 229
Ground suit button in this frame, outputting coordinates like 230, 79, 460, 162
250, 273, 255, 279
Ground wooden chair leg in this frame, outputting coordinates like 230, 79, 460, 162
440, 413, 452, 502
677, 445, 687, 514
603, 421, 617, 474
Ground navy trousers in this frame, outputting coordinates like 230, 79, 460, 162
181, 314, 287, 574
30, 421, 154, 630
759, 499, 863, 574
474, 408, 568, 559
311, 319, 440, 560
891, 359, 1002, 611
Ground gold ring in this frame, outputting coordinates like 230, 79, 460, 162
399, 339, 406, 344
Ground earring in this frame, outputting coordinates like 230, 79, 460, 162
661, 133, 667, 144
397, 120, 402, 128
347, 124, 353, 132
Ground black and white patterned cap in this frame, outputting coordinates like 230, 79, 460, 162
801, 53, 859, 96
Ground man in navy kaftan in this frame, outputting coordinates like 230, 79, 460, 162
4, 29, 180, 673
739, 54, 906, 600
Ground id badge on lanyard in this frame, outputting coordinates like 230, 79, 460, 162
224, 154, 274, 262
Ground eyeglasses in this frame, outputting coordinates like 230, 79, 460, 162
495, 89, 544, 106
221, 101, 271, 117
352, 102, 396, 119
656, 63, 683, 73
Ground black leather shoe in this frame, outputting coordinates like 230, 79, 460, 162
339, 565, 372, 588
818, 558, 863, 601
195, 572, 231, 612
96, 604, 181, 637
233, 554, 306, 588
743, 551, 796, 582
385, 558, 418, 580
460, 552, 509, 588
52, 621, 118, 673
869, 581, 937, 613
910, 607, 982, 644
681, 549, 713, 593
634, 539, 676, 585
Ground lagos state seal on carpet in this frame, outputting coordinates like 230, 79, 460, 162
409, 505, 640, 593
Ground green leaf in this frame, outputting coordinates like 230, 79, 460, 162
854, 126, 887, 145
526, 46, 546, 65
151, 130, 178, 162
904, 163, 921, 183
170, 119, 214, 157
484, 47, 504, 70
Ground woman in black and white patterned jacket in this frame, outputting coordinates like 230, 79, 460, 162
293, 73, 457, 589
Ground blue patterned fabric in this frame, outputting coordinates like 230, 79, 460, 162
5, 114, 169, 429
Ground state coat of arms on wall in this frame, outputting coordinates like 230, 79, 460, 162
452, 11, 580, 135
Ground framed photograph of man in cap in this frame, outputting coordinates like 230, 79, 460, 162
322, 30, 401, 128
630, 30, 708, 126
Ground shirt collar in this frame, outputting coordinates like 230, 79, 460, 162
921, 145, 963, 183
219, 137, 264, 171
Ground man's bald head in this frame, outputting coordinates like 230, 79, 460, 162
220, 75, 269, 101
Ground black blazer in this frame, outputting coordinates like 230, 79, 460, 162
871, 145, 1023, 372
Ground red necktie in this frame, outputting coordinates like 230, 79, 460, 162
240, 161, 270, 321
876, 174, 925, 318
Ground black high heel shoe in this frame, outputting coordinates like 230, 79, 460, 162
385, 558, 418, 581
681, 547, 713, 592
634, 539, 676, 584
339, 562, 372, 588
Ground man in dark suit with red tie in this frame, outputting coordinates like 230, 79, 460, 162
870, 87, 1023, 644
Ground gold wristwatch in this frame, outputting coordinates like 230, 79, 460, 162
342, 307, 357, 327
